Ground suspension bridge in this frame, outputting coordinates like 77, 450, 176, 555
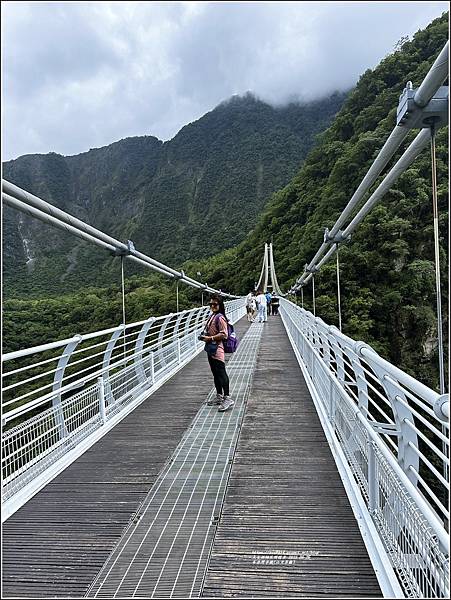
2, 43, 449, 599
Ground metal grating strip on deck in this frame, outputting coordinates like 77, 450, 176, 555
86, 322, 263, 599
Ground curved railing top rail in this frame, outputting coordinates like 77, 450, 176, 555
279, 298, 449, 596
302, 310, 448, 418
2, 305, 215, 363
2, 298, 247, 519
2, 300, 245, 424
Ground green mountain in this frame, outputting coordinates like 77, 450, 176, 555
189, 13, 449, 389
3, 92, 346, 297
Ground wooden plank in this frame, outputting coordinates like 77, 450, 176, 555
201, 317, 382, 598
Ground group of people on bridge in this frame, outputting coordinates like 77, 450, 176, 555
245, 289, 280, 322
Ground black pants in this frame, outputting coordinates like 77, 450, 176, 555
208, 355, 230, 396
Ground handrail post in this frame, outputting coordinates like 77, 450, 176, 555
98, 377, 106, 424
356, 344, 419, 487
367, 439, 378, 514
328, 378, 335, 422
102, 326, 124, 405
150, 351, 155, 385
183, 310, 196, 358
174, 311, 185, 363
157, 313, 174, 368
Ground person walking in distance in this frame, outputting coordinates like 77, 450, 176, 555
256, 289, 267, 323
265, 290, 272, 317
200, 295, 234, 412
250, 292, 257, 322
245, 290, 255, 322
271, 292, 280, 315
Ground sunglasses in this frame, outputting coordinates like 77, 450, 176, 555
209, 302, 219, 307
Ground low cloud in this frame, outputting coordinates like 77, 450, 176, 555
2, 1, 448, 160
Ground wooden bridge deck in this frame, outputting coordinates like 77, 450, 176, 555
202, 317, 381, 598
2, 316, 381, 598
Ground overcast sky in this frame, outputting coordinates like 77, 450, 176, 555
2, 1, 448, 161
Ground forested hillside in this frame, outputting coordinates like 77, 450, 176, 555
3, 92, 346, 297
187, 13, 449, 389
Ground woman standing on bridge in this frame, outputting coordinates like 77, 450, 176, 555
200, 296, 234, 412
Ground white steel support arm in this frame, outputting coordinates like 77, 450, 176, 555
291, 42, 449, 293
293, 128, 432, 290
414, 41, 449, 108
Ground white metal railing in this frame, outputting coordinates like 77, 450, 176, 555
2, 299, 246, 517
280, 297, 449, 598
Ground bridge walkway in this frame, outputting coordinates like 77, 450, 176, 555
203, 316, 381, 597
2, 319, 251, 598
2, 316, 381, 598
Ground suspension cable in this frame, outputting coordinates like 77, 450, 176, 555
336, 244, 342, 331
291, 128, 431, 291
290, 42, 448, 294
2, 182, 239, 299
430, 122, 445, 394
312, 276, 316, 317
121, 256, 127, 360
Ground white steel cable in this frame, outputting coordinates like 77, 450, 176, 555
336, 245, 342, 331
429, 124, 445, 394
2, 182, 239, 298
291, 42, 448, 293
414, 41, 449, 108
293, 127, 431, 291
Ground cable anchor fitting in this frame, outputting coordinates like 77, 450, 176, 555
112, 239, 136, 257
304, 264, 319, 274
397, 83, 448, 129
324, 228, 351, 245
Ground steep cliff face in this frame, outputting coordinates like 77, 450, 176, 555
3, 92, 346, 296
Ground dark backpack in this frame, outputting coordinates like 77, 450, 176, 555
214, 314, 239, 353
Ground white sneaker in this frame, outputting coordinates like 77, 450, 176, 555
218, 396, 234, 412
207, 393, 223, 406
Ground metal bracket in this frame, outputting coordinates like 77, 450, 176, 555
370, 421, 401, 436
397, 84, 448, 129
112, 239, 136, 257
324, 228, 352, 244
304, 264, 319, 274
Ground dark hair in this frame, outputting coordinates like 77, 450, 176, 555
209, 295, 228, 321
